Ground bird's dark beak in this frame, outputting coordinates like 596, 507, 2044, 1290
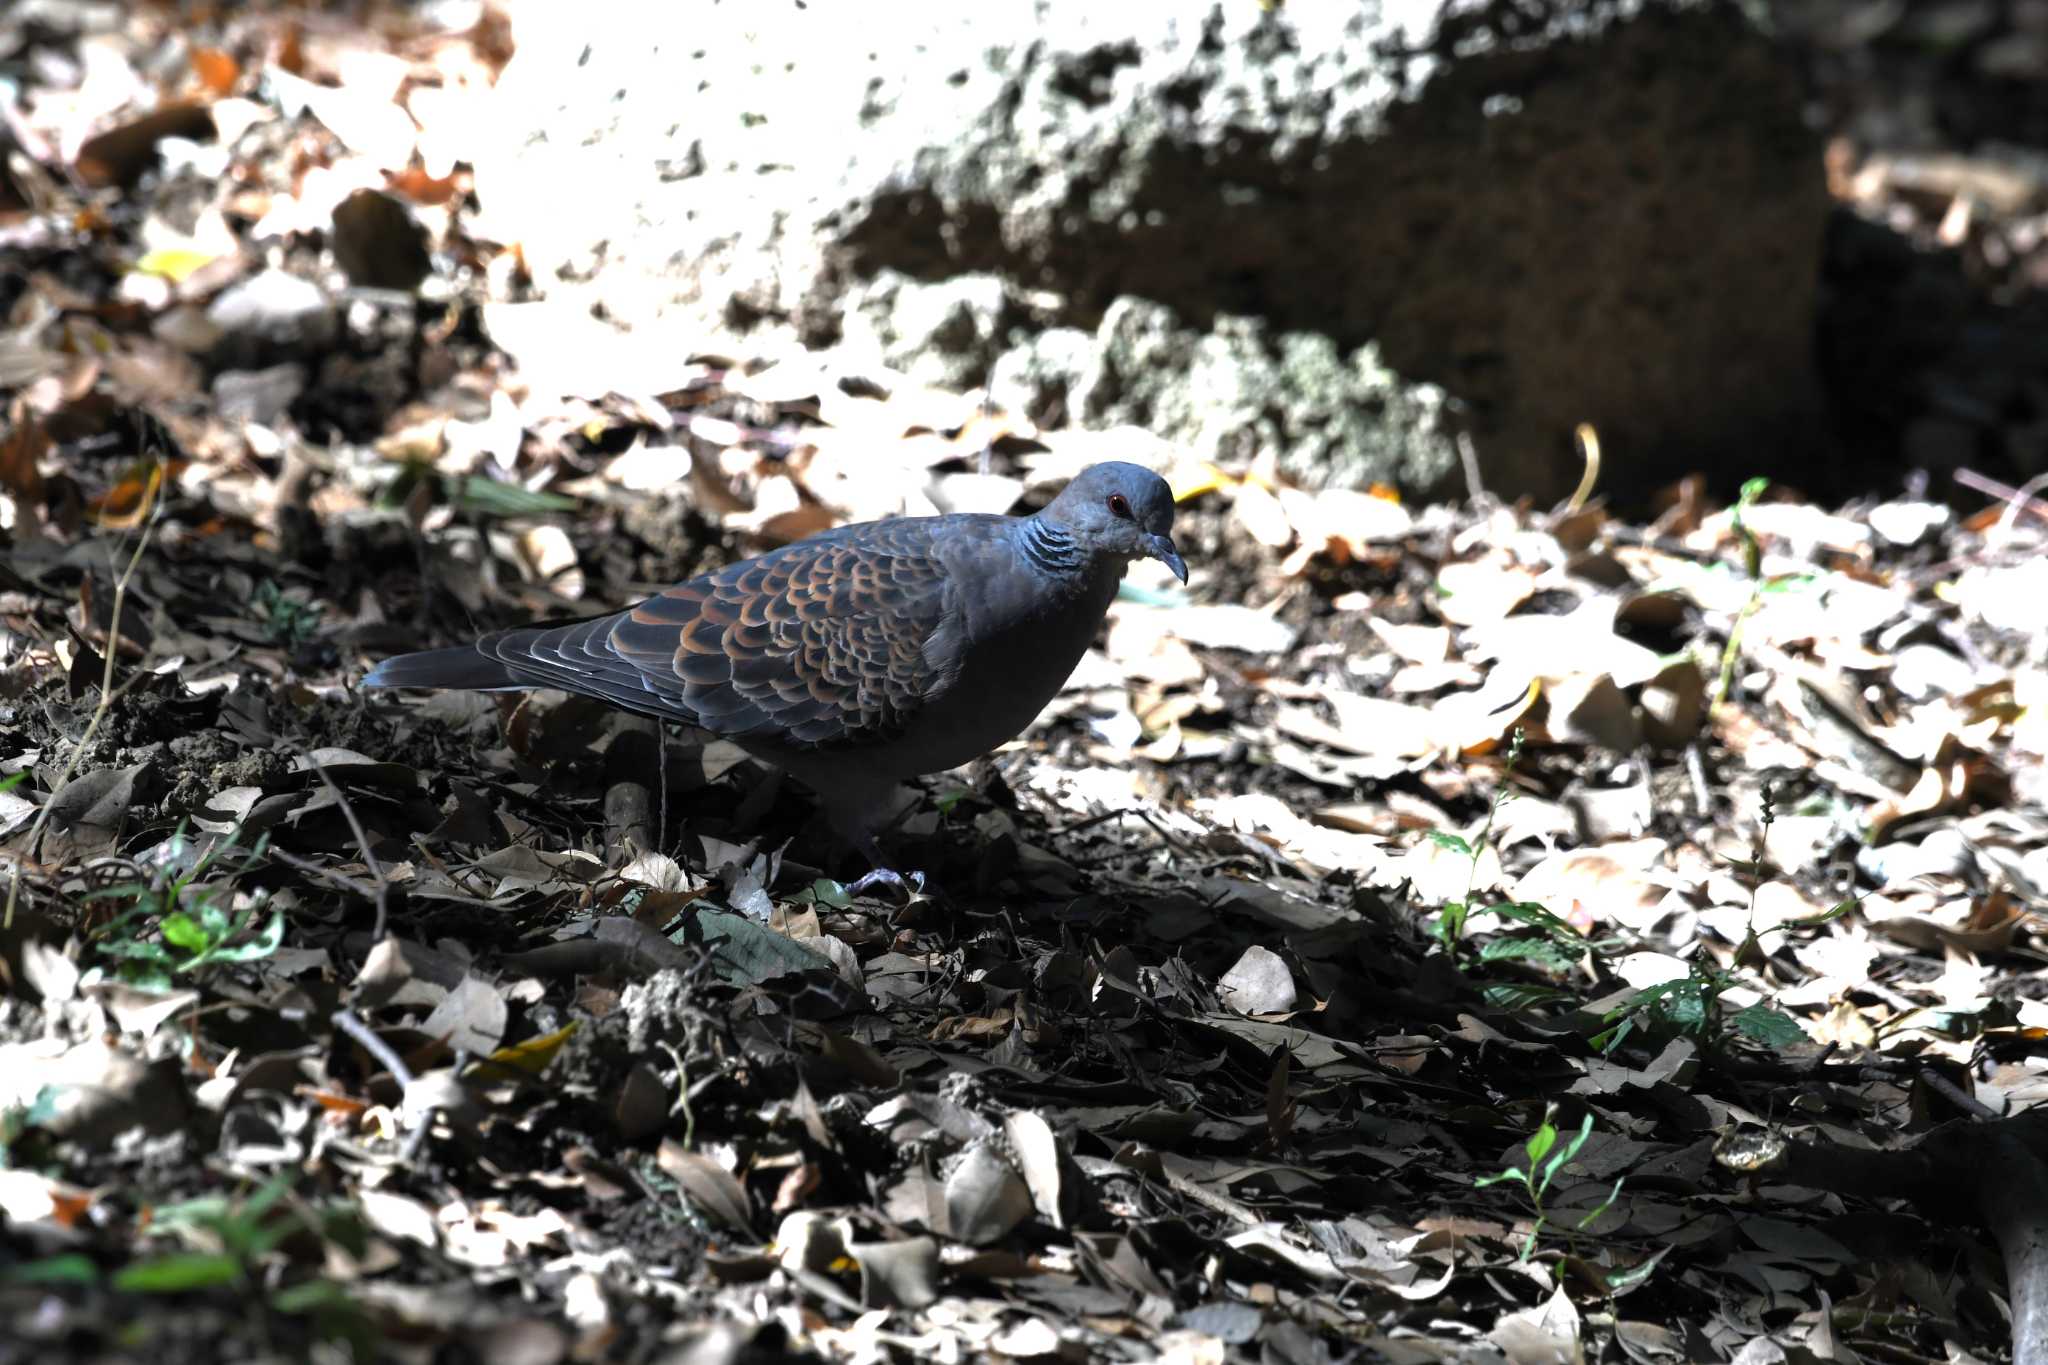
1145, 532, 1188, 584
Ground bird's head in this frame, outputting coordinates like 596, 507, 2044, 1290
1039, 461, 1187, 583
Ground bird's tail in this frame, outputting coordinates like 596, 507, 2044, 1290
361, 645, 524, 691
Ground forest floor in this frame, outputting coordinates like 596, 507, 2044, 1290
6, 5, 2048, 1364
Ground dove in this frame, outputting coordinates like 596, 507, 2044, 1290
364, 462, 1186, 891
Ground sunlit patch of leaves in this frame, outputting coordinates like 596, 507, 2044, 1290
1592, 954, 1806, 1055
1472, 902, 1625, 1013
1591, 780, 1838, 1056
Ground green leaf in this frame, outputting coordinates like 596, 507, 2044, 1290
1476, 937, 1580, 971
1660, 984, 1710, 1032
1480, 981, 1574, 1011
453, 476, 576, 518
1544, 1112, 1595, 1194
1523, 1119, 1558, 1171
0, 770, 25, 792
1610, 977, 1711, 1036
679, 907, 833, 985
1536, 1124, 1584, 1198
252, 579, 322, 649
114, 1252, 244, 1293
21, 1086, 63, 1129
160, 913, 212, 954
271, 1278, 351, 1315
1591, 1017, 1633, 1055
6, 1253, 99, 1285
1576, 1176, 1625, 1230
230, 1178, 301, 1260
806, 879, 854, 911
195, 909, 284, 967
117, 964, 176, 992
1555, 1112, 1595, 1164
244, 1214, 300, 1260
1729, 1003, 1808, 1048
96, 937, 176, 965
1601, 1242, 1670, 1294
1485, 901, 1584, 939
1605, 979, 1681, 1017
1473, 1168, 1525, 1189
194, 899, 233, 941
1781, 897, 1860, 930
147, 1195, 235, 1230
1427, 832, 1473, 856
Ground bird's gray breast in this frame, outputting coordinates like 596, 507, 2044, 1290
868, 540, 1118, 778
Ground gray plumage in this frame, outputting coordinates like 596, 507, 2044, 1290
364, 461, 1186, 859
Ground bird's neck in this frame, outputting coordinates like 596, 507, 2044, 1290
1019, 516, 1087, 579
1020, 517, 1126, 611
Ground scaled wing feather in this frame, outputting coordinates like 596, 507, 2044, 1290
472, 518, 958, 748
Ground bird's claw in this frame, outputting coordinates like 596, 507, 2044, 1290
845, 867, 927, 901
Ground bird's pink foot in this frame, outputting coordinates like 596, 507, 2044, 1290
845, 866, 926, 900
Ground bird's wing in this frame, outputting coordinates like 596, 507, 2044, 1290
474, 515, 968, 747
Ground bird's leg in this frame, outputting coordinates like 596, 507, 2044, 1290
657, 723, 669, 852
806, 777, 928, 898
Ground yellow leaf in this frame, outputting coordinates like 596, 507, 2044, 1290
476, 1022, 578, 1078
133, 248, 218, 283
1170, 461, 1236, 502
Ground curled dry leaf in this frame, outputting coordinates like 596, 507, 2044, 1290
661, 1141, 755, 1237
944, 1140, 1033, 1247
516, 524, 584, 601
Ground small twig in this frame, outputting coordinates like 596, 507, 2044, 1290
1683, 742, 1713, 821
1456, 429, 1487, 507
1996, 470, 2048, 543
977, 388, 997, 477
1918, 1065, 2003, 1122
6, 461, 166, 930
331, 1007, 414, 1085
302, 751, 391, 939
331, 1007, 435, 1162
1052, 804, 1199, 857
266, 846, 386, 904
1953, 466, 2048, 531
659, 1039, 697, 1149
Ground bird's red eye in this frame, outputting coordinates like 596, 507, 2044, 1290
1107, 494, 1132, 519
